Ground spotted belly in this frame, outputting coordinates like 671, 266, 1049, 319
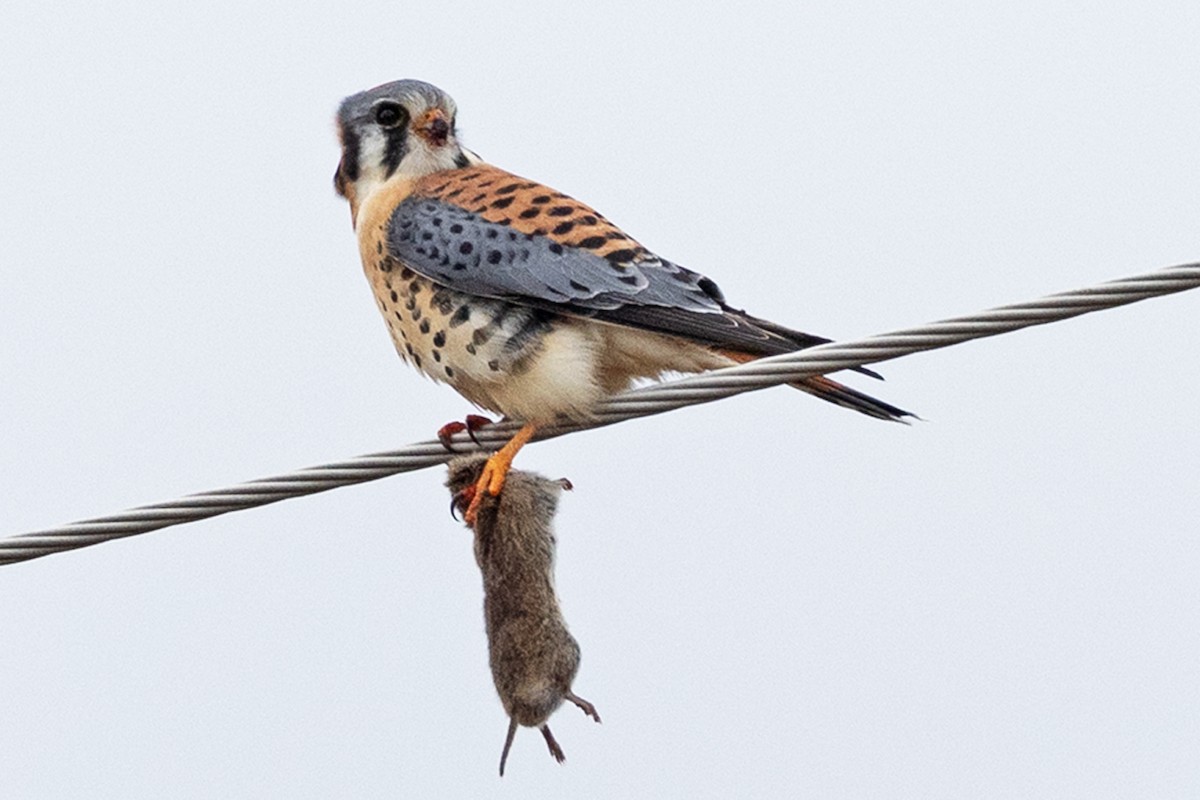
367, 259, 606, 421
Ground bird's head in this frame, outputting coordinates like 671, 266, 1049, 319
334, 79, 480, 221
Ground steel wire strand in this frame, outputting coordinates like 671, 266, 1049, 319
2, 261, 1197, 566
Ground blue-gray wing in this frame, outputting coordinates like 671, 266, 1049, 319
386, 195, 832, 355
387, 196, 723, 312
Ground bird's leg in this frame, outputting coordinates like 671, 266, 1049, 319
565, 691, 601, 723
464, 422, 537, 525
437, 414, 496, 450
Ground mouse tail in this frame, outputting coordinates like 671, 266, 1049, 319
499, 717, 518, 777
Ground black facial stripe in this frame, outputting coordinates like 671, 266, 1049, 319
339, 127, 361, 182
453, 152, 470, 169
382, 126, 409, 178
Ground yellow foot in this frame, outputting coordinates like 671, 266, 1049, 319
463, 423, 537, 526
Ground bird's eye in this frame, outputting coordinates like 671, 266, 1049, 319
373, 102, 406, 128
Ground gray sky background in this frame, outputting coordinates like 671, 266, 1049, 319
2, 2, 1198, 797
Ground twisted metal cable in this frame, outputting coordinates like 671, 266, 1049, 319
3, 261, 1198, 566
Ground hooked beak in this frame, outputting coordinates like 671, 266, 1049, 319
415, 108, 450, 146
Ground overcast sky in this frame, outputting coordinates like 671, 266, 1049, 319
2, 2, 1198, 797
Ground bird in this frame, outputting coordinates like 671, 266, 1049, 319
333, 79, 913, 521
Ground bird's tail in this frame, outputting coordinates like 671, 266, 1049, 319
719, 350, 915, 423
795, 374, 914, 422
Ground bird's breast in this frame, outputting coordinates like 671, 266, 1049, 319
360, 247, 604, 420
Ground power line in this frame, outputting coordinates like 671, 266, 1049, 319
3, 261, 1198, 566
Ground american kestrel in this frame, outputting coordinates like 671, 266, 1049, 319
334, 80, 912, 520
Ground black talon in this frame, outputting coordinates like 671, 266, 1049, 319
464, 414, 495, 446
450, 485, 477, 523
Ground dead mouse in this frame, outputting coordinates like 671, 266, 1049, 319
447, 454, 600, 776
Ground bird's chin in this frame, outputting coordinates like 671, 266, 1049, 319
400, 140, 469, 177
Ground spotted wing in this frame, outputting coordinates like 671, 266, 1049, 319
389, 195, 720, 313
386, 166, 832, 356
